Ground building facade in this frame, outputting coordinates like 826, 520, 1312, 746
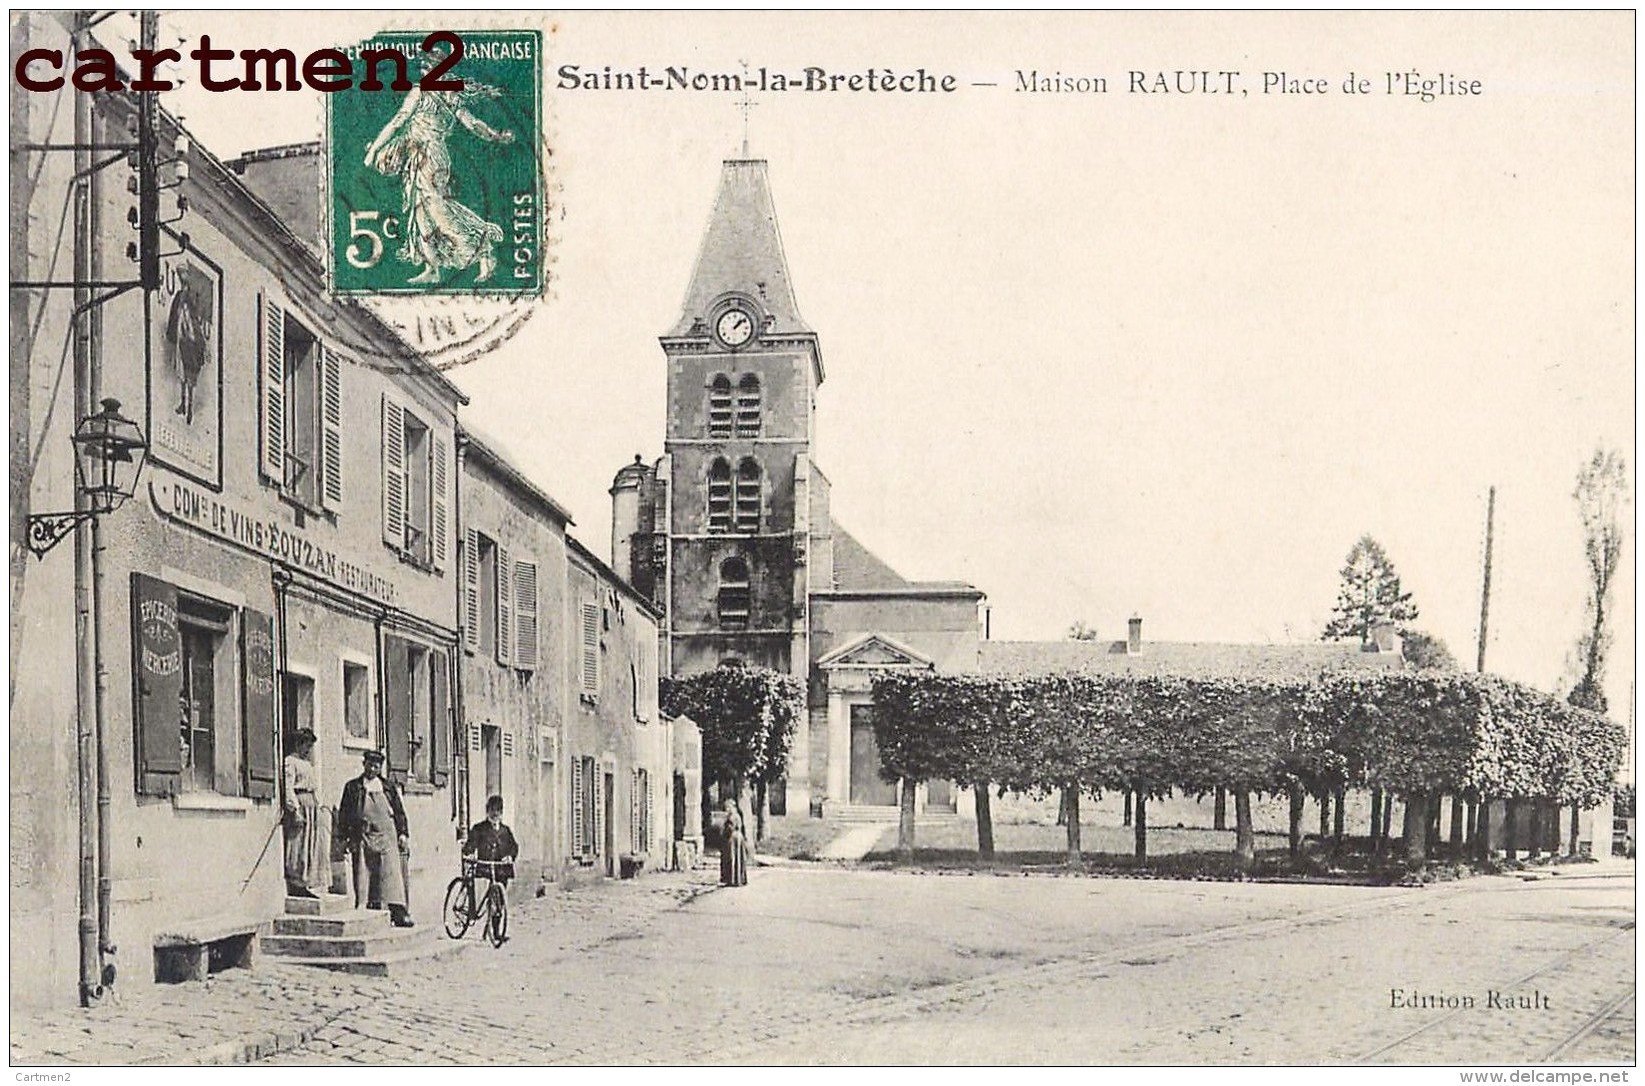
12, 20, 462, 1004
611, 157, 986, 817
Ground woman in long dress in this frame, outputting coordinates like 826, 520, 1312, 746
282, 729, 323, 898
719, 799, 749, 887
362, 77, 515, 285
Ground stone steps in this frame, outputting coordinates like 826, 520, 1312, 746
262, 894, 466, 976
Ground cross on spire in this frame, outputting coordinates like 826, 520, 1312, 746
737, 61, 757, 156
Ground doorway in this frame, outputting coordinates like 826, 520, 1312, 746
849, 704, 896, 806
602, 772, 615, 877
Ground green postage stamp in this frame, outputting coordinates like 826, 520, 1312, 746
327, 30, 542, 296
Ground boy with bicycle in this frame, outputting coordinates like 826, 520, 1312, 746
463, 794, 519, 886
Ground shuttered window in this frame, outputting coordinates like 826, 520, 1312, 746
630, 770, 641, 855
462, 528, 481, 654
707, 374, 732, 439
735, 458, 761, 533
513, 554, 538, 671
496, 542, 513, 666
240, 608, 277, 800
706, 458, 732, 532
718, 557, 750, 631
735, 373, 761, 438
591, 760, 604, 858
132, 574, 184, 796
430, 648, 450, 787
320, 346, 344, 509
571, 756, 586, 858
259, 294, 285, 484
430, 434, 448, 571
580, 601, 600, 696
381, 395, 405, 550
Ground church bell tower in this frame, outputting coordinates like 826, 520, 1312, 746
652, 157, 824, 682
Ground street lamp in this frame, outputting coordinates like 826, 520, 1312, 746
27, 397, 148, 558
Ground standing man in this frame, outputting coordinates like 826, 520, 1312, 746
338, 750, 415, 927
282, 728, 321, 898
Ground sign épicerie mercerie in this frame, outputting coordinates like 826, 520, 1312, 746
149, 477, 400, 605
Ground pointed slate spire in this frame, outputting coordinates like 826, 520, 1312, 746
669, 158, 812, 337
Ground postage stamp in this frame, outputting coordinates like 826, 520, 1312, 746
326, 29, 543, 296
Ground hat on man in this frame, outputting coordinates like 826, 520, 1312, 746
361, 749, 386, 765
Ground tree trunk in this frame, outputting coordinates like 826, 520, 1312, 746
1331, 785, 1346, 856
1526, 801, 1543, 859
1234, 791, 1255, 871
1133, 791, 1148, 863
1065, 785, 1082, 866
1056, 787, 1068, 827
1568, 802, 1581, 857
1122, 790, 1132, 827
897, 777, 916, 862
1381, 791, 1395, 842
1475, 798, 1493, 861
1448, 794, 1464, 856
1370, 789, 1384, 853
1465, 800, 1477, 845
1503, 798, 1519, 861
974, 783, 995, 860
1287, 785, 1304, 860
754, 780, 768, 844
1427, 798, 1442, 854
1403, 792, 1429, 865
1214, 786, 1227, 831
1317, 792, 1330, 840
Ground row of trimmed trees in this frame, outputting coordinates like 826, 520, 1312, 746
661, 664, 805, 845
869, 670, 1626, 868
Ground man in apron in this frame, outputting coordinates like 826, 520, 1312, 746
338, 750, 414, 927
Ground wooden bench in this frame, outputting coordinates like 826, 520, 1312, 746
152, 915, 263, 983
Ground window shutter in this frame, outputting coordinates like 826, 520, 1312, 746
513, 554, 538, 671
469, 721, 482, 750
580, 602, 599, 695
630, 770, 640, 854
431, 433, 449, 571
131, 574, 184, 796
592, 762, 604, 857
430, 648, 450, 787
259, 294, 285, 484
571, 757, 586, 858
381, 395, 405, 550
462, 528, 480, 654
495, 543, 513, 667
240, 608, 278, 800
644, 770, 654, 852
382, 635, 410, 785
502, 731, 515, 757
320, 345, 344, 510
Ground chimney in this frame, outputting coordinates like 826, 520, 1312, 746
1127, 614, 1143, 655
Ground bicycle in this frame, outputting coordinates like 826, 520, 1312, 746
443, 857, 510, 947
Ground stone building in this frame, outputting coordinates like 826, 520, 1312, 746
456, 425, 574, 891
11, 16, 464, 1004
610, 157, 986, 817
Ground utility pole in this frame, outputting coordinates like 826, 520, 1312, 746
1476, 485, 1495, 673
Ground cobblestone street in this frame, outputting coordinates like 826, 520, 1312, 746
11, 862, 1634, 1066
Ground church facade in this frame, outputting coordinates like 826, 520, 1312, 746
609, 158, 986, 817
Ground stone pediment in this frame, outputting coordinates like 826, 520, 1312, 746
816, 633, 934, 671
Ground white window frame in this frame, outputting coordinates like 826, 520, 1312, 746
339, 649, 376, 751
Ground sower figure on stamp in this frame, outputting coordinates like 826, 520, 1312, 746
282, 728, 322, 898
338, 750, 415, 927
363, 61, 516, 286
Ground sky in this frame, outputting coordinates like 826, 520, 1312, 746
138, 10, 1634, 721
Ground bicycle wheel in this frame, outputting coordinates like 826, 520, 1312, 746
484, 883, 508, 947
443, 877, 474, 939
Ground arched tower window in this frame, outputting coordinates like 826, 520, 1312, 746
707, 374, 733, 439
735, 374, 762, 438
706, 458, 732, 532
718, 557, 750, 631
734, 458, 761, 533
